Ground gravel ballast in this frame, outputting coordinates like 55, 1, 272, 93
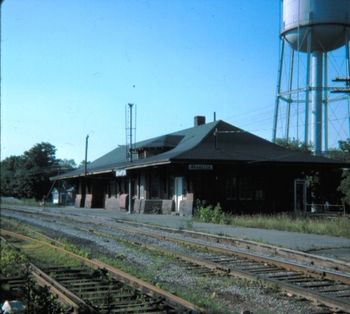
1, 205, 344, 313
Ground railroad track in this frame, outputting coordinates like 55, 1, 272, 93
107, 221, 350, 313
112, 219, 350, 274
2, 205, 350, 312
0, 229, 203, 314
3, 205, 349, 273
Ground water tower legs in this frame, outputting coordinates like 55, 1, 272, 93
304, 34, 312, 146
347, 29, 350, 77
286, 50, 295, 139
346, 30, 350, 140
323, 53, 328, 153
311, 51, 323, 156
272, 40, 285, 143
273, 32, 349, 151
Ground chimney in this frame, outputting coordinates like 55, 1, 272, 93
194, 116, 206, 127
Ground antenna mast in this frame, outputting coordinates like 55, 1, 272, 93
125, 103, 136, 161
125, 103, 136, 213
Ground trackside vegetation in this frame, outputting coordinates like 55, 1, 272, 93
0, 142, 76, 200
194, 203, 350, 238
1, 219, 231, 313
0, 239, 66, 314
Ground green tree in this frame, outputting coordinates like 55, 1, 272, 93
275, 138, 312, 153
0, 155, 24, 196
0, 142, 76, 200
327, 141, 350, 162
327, 141, 350, 205
19, 143, 59, 199
57, 159, 77, 171
78, 160, 91, 168
339, 171, 350, 205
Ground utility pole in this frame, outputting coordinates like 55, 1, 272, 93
81, 134, 89, 208
84, 135, 89, 176
127, 104, 134, 214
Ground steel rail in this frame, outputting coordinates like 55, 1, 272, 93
105, 223, 350, 313
113, 218, 350, 274
3, 205, 349, 272
2, 204, 350, 274
0, 228, 204, 313
19, 213, 348, 314
111, 222, 350, 285
29, 263, 94, 313
145, 242, 350, 313
38, 217, 349, 314
2, 206, 350, 312
0, 236, 93, 314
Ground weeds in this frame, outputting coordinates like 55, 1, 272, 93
231, 213, 350, 238
60, 239, 92, 259
0, 240, 28, 278
185, 220, 193, 229
193, 200, 350, 238
0, 240, 67, 313
23, 270, 65, 314
194, 201, 228, 224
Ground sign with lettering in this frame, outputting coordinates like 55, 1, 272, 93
115, 169, 127, 177
188, 164, 213, 171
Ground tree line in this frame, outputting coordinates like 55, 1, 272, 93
1, 142, 77, 200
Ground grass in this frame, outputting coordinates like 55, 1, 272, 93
229, 214, 350, 237
0, 233, 76, 314
0, 239, 28, 278
19, 241, 83, 268
1, 217, 59, 242
194, 204, 350, 238
1, 219, 231, 312
1, 218, 87, 267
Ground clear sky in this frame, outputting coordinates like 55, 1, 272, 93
1, 0, 348, 163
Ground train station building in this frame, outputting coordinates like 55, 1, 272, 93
52, 117, 347, 215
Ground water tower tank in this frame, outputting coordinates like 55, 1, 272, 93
282, 0, 350, 52
273, 0, 350, 156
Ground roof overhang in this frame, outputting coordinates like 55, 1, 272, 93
121, 160, 172, 171
50, 168, 114, 181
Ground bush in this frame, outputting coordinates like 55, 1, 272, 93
0, 241, 28, 278
195, 201, 227, 224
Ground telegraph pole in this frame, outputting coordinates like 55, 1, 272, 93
84, 135, 89, 176
127, 104, 134, 214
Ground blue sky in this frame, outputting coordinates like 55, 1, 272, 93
2, 0, 348, 163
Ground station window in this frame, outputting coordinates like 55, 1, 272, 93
225, 177, 238, 200
255, 189, 264, 200
238, 177, 254, 200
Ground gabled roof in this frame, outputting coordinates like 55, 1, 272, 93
52, 120, 348, 180
134, 134, 184, 150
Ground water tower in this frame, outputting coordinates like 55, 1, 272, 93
272, 0, 350, 155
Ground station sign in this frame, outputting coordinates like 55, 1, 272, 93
115, 169, 127, 177
188, 164, 213, 171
